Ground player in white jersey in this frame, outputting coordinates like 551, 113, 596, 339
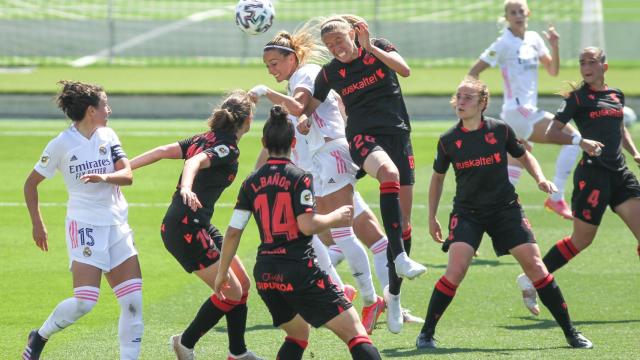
469, 0, 581, 220
23, 81, 143, 360
249, 27, 423, 334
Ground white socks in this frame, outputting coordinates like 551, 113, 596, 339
39, 286, 99, 339
312, 235, 345, 289
551, 145, 580, 201
369, 237, 389, 289
508, 165, 522, 186
113, 278, 143, 360
331, 227, 376, 304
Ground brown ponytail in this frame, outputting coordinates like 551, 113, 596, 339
207, 90, 255, 133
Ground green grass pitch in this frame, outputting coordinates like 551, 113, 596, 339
1, 119, 639, 359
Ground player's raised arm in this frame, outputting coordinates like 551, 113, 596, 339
130, 142, 182, 170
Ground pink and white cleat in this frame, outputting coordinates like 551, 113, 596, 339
544, 198, 573, 220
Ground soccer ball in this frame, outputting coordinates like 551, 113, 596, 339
624, 106, 637, 128
235, 0, 275, 35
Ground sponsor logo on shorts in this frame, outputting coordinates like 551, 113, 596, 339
408, 155, 415, 169
70, 155, 78, 162
257, 273, 293, 292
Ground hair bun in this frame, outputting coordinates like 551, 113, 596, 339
270, 105, 289, 122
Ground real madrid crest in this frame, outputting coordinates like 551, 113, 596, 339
83, 246, 92, 257
99, 144, 107, 155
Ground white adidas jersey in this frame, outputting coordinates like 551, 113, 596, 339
479, 29, 549, 111
289, 64, 345, 155
34, 125, 128, 225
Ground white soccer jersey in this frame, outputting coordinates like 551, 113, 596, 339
479, 29, 549, 111
34, 125, 129, 225
289, 64, 345, 154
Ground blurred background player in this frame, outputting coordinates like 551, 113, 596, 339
517, 47, 640, 315
130, 91, 262, 360
469, 0, 581, 220
306, 14, 427, 334
249, 25, 406, 334
23, 81, 143, 360
214, 105, 382, 360
417, 77, 592, 350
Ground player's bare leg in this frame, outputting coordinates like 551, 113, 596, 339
324, 308, 382, 359
511, 243, 592, 348
418, 242, 474, 349
363, 151, 425, 279
613, 198, 640, 261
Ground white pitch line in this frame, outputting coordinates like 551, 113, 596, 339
8, 0, 87, 20
0, 202, 545, 211
70, 6, 233, 67
406, 0, 494, 22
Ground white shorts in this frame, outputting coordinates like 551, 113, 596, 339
311, 139, 359, 197
65, 218, 137, 272
353, 191, 370, 218
501, 105, 547, 140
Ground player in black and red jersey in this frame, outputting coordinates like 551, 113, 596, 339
303, 14, 426, 334
516, 47, 640, 313
129, 91, 263, 360
214, 105, 382, 360
416, 77, 592, 350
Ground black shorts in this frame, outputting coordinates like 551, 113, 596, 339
442, 201, 536, 256
253, 261, 352, 328
160, 213, 222, 273
571, 161, 640, 225
348, 132, 415, 185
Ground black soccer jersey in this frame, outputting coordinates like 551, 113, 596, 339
555, 84, 625, 171
165, 131, 239, 221
235, 158, 316, 264
313, 38, 410, 138
433, 117, 526, 210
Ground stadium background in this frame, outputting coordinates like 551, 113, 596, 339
1, 1, 639, 359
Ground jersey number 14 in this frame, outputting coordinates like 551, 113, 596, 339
254, 192, 298, 243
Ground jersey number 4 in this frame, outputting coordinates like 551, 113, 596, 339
254, 192, 298, 243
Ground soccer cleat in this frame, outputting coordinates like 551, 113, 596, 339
544, 198, 573, 220
566, 330, 593, 349
228, 350, 265, 360
343, 284, 358, 303
23, 329, 47, 360
394, 253, 427, 280
170, 334, 195, 360
416, 332, 437, 349
361, 295, 386, 335
516, 273, 540, 316
383, 285, 403, 334
401, 308, 425, 324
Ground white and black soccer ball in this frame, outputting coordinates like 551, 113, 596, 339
235, 0, 275, 35
624, 106, 637, 128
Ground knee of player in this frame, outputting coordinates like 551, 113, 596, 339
444, 266, 467, 285
377, 165, 399, 183
525, 261, 548, 281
